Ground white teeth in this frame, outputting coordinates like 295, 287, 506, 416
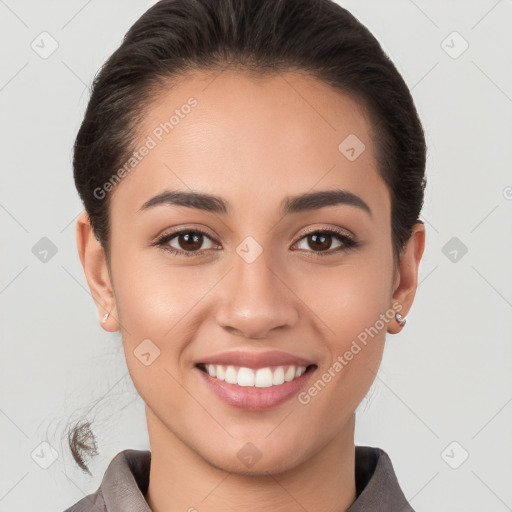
225, 365, 238, 385
284, 366, 295, 382
204, 364, 308, 387
272, 366, 285, 385
255, 368, 273, 387
238, 367, 255, 386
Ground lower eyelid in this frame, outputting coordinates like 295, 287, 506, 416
156, 229, 358, 255
295, 234, 345, 250
161, 231, 219, 252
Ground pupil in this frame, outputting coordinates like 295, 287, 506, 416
311, 233, 330, 250
181, 233, 201, 250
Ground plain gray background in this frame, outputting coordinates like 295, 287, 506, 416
1, 1, 511, 511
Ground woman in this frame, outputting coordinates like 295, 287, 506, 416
64, 0, 426, 510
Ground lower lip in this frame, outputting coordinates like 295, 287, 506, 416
196, 366, 316, 411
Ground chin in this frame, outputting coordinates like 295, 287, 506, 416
199, 440, 308, 476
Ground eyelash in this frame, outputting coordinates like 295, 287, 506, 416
151, 227, 361, 258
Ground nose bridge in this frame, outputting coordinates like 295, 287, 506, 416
215, 242, 298, 338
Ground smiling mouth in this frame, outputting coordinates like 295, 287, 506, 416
196, 363, 317, 388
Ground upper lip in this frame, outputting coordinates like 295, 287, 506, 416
197, 350, 315, 369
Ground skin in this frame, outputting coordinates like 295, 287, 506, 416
76, 70, 425, 512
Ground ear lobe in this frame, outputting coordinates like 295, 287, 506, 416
76, 211, 119, 332
387, 222, 426, 334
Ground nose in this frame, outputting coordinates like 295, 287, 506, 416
215, 250, 299, 340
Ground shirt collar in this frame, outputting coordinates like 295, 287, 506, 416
74, 445, 414, 512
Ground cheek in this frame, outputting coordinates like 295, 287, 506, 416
112, 259, 199, 417
112, 246, 210, 338
295, 253, 392, 343
292, 252, 392, 399
109, 248, 201, 388
113, 237, 393, 352
295, 270, 391, 430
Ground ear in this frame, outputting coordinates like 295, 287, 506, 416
76, 210, 119, 332
387, 222, 426, 334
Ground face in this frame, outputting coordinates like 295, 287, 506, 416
78, 70, 424, 475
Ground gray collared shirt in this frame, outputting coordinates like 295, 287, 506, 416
63, 445, 415, 511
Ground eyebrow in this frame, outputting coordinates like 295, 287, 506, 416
138, 188, 372, 218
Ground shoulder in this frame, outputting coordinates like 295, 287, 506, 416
348, 445, 415, 512
61, 449, 151, 512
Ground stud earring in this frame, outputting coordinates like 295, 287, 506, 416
395, 313, 406, 327
102, 312, 110, 323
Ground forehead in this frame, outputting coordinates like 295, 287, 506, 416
109, 70, 389, 220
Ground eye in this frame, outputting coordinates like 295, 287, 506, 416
292, 228, 360, 256
152, 226, 360, 258
152, 228, 220, 257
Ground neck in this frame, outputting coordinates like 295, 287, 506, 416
145, 408, 357, 512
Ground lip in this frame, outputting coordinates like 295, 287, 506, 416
196, 350, 315, 369
196, 364, 317, 411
